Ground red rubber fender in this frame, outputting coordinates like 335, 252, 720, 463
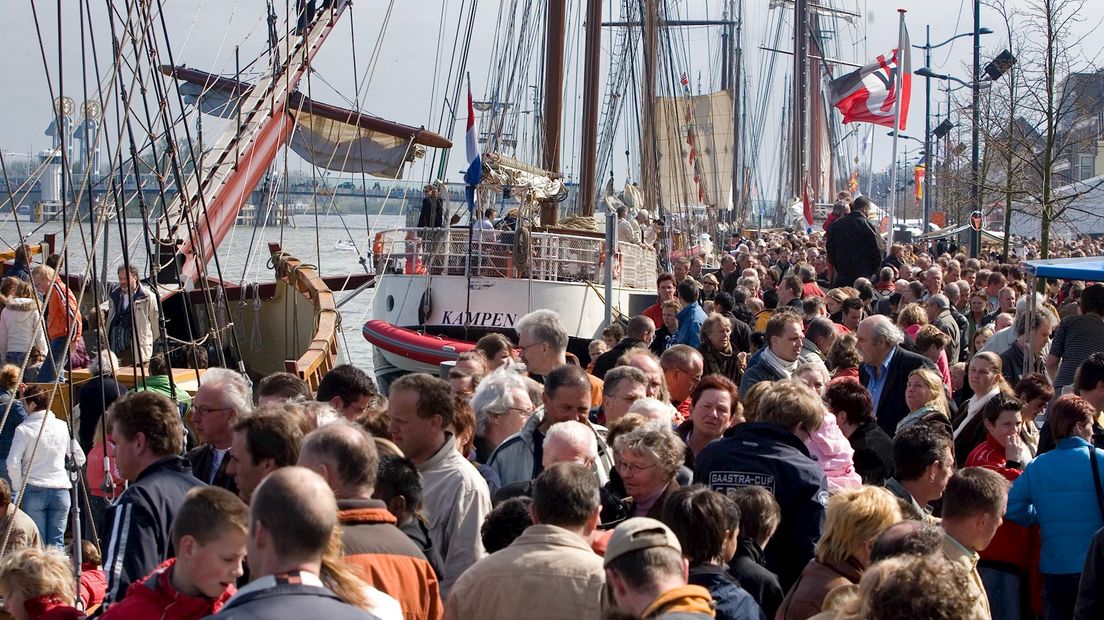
361, 319, 477, 366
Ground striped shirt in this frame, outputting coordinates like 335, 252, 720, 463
1051, 314, 1104, 388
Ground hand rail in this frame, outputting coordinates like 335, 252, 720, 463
268, 244, 339, 390
369, 226, 658, 289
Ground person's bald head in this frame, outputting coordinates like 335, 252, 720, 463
248, 466, 337, 574
298, 421, 379, 499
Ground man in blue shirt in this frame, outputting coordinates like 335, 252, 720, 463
673, 279, 707, 348
857, 315, 935, 435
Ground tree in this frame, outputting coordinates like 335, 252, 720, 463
990, 0, 1103, 257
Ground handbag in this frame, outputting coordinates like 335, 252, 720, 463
1091, 446, 1104, 521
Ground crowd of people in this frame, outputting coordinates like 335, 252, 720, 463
0, 199, 1104, 619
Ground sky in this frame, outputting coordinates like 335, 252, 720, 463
3, 0, 1102, 204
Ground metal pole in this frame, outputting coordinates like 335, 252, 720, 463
923, 25, 932, 234
970, 0, 981, 257
887, 10, 908, 257
605, 211, 615, 326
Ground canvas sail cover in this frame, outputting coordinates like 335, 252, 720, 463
654, 90, 735, 212
288, 108, 416, 178
179, 83, 416, 178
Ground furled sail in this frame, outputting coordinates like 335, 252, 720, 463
654, 90, 735, 212
287, 108, 418, 178
169, 66, 448, 179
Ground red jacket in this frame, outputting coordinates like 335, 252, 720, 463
99, 559, 234, 620
22, 596, 83, 620
44, 281, 82, 341
966, 435, 1035, 572
79, 563, 106, 610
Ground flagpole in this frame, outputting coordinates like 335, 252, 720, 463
886, 9, 908, 258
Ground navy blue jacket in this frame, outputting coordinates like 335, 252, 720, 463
728, 538, 783, 618
688, 564, 766, 620
102, 455, 204, 605
205, 582, 378, 620
77, 375, 126, 453
694, 423, 828, 591
860, 346, 935, 436
0, 391, 27, 477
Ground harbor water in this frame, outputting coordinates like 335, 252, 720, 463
0, 214, 406, 374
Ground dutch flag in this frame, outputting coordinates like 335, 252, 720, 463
464, 84, 482, 213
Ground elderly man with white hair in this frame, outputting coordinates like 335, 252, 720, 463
470, 370, 534, 463
925, 294, 961, 363
626, 398, 680, 425
857, 315, 937, 436
185, 367, 253, 493
491, 421, 598, 505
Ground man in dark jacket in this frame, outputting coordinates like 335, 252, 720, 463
740, 310, 803, 397
857, 315, 936, 436
592, 315, 655, 380
1075, 526, 1104, 619
695, 381, 829, 591
211, 467, 381, 619
186, 368, 251, 496
825, 196, 883, 287
299, 422, 442, 620
102, 391, 204, 606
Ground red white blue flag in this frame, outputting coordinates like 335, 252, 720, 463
828, 30, 911, 130
464, 84, 482, 212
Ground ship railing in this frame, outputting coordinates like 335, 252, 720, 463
371, 226, 657, 289
269, 246, 339, 390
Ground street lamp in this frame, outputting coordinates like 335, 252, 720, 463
913, 25, 992, 247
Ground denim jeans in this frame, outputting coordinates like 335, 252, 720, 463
2, 352, 35, 382
20, 485, 71, 549
36, 337, 68, 384
979, 567, 1021, 620
1042, 572, 1081, 620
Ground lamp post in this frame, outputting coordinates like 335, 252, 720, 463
914, 25, 992, 239
972, 0, 981, 258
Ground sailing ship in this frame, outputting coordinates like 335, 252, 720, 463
6, 1, 449, 401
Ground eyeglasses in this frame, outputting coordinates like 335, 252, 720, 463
192, 405, 235, 418
489, 406, 533, 419
677, 368, 703, 384
618, 460, 660, 476
518, 341, 546, 353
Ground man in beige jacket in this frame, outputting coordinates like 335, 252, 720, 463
940, 467, 1009, 620
444, 462, 607, 620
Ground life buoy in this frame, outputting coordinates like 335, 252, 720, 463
599, 243, 623, 280
372, 233, 385, 262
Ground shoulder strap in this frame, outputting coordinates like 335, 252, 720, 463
1091, 447, 1104, 522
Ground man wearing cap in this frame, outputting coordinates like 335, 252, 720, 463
604, 517, 715, 619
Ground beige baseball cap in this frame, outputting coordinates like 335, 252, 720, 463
603, 517, 682, 567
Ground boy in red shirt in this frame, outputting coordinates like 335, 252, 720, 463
100, 486, 247, 619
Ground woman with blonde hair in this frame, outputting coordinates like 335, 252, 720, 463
777, 486, 903, 620
897, 368, 953, 434
895, 303, 928, 342
0, 546, 83, 619
952, 351, 1013, 465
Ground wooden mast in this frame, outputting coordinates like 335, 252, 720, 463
641, 0, 659, 217
791, 0, 809, 200
539, 1, 567, 226
577, 0, 603, 218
